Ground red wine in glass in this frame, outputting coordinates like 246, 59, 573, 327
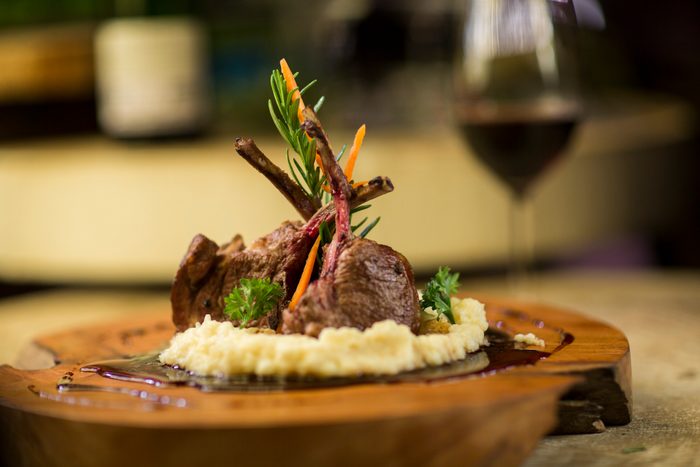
458, 104, 578, 197
455, 0, 581, 289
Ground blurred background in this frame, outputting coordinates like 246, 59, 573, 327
0, 0, 698, 298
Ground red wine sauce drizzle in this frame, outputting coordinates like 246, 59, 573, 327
51, 309, 575, 395
499, 308, 575, 354
28, 370, 188, 409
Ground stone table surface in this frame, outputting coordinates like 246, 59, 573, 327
0, 270, 698, 466
467, 271, 700, 467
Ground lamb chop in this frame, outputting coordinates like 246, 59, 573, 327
170, 137, 394, 331
281, 110, 421, 337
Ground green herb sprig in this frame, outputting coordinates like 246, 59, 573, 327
268, 64, 381, 242
223, 278, 284, 326
350, 204, 380, 238
268, 69, 326, 205
420, 267, 460, 324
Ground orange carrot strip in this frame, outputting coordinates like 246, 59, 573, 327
281, 59, 330, 183
315, 149, 331, 192
315, 153, 328, 179
343, 124, 366, 180
281, 59, 326, 172
321, 181, 366, 195
289, 235, 322, 311
280, 58, 305, 123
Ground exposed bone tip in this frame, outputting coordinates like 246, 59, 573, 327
368, 176, 394, 191
300, 120, 321, 138
234, 136, 252, 148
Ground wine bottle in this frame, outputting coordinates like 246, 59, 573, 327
94, 3, 209, 140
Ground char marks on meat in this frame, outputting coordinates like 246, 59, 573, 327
282, 238, 420, 336
282, 110, 420, 336
172, 107, 418, 335
171, 222, 312, 331
170, 146, 395, 332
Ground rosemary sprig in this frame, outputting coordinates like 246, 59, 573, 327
359, 217, 381, 238
268, 62, 382, 244
351, 204, 372, 214
351, 204, 380, 238
268, 69, 326, 205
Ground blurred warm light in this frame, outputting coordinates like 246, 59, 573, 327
0, 0, 697, 293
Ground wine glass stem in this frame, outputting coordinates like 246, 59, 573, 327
509, 193, 534, 294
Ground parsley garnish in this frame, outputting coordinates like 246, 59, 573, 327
420, 267, 460, 324
223, 278, 284, 326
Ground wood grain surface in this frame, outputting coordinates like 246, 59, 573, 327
0, 296, 631, 467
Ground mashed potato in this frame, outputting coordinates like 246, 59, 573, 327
513, 332, 545, 347
159, 297, 489, 377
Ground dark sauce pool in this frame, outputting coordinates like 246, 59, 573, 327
68, 319, 574, 394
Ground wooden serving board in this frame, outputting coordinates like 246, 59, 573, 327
0, 296, 631, 467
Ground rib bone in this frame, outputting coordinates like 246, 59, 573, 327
304, 176, 393, 235
235, 137, 319, 220
301, 112, 353, 277
301, 108, 352, 200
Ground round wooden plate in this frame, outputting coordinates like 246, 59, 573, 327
0, 295, 631, 467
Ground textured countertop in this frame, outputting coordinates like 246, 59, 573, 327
0, 270, 698, 466
469, 271, 700, 467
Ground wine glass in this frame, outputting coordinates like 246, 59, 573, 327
454, 0, 581, 291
